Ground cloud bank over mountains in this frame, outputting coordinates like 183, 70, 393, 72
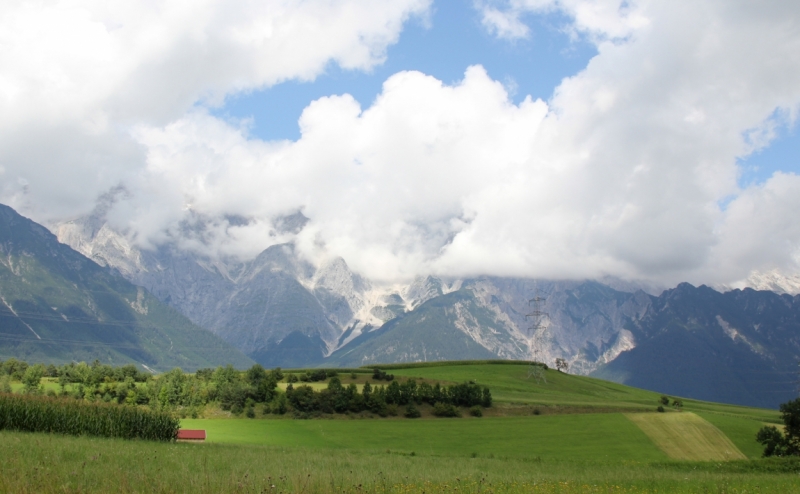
1, 0, 800, 286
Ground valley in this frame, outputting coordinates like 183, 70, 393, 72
1, 361, 798, 493
50, 208, 800, 409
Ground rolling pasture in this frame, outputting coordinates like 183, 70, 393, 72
186, 362, 779, 461
2, 361, 799, 492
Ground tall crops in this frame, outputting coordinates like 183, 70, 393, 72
0, 393, 178, 441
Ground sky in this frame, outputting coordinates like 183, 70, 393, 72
1, 0, 800, 286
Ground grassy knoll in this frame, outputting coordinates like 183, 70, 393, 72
625, 413, 746, 461
3, 429, 800, 493
186, 362, 777, 464
387, 363, 672, 411
386, 362, 780, 419
182, 413, 667, 461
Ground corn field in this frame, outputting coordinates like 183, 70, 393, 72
0, 392, 178, 441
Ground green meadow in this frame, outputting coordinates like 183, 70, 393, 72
4, 430, 800, 493
181, 413, 668, 461
3, 361, 799, 492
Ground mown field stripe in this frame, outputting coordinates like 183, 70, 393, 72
625, 412, 746, 461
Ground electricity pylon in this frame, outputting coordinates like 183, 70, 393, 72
525, 287, 548, 384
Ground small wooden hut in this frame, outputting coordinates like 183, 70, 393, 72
176, 429, 206, 442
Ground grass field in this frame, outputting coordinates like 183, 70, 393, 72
2, 361, 794, 492
3, 429, 800, 493
181, 413, 669, 461
625, 412, 746, 461
386, 363, 782, 420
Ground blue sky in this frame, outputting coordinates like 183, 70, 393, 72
4, 0, 800, 284
215, 3, 597, 140
738, 123, 800, 187
214, 1, 798, 189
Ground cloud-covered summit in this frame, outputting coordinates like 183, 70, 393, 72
2, 0, 800, 287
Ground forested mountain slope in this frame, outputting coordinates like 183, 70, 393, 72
0, 204, 253, 371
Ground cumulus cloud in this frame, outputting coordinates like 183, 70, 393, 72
476, 0, 650, 41
2, 0, 800, 287
0, 0, 431, 218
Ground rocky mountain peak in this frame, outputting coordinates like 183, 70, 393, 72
403, 276, 444, 309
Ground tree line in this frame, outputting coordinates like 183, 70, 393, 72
0, 359, 491, 419
284, 376, 491, 418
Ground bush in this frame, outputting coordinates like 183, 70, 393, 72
0, 393, 178, 441
405, 403, 421, 418
469, 406, 483, 417
433, 402, 460, 417
22, 364, 44, 393
372, 368, 394, 381
273, 394, 288, 415
757, 397, 800, 457
659, 395, 670, 405
287, 385, 318, 413
309, 370, 328, 382
758, 426, 787, 457
657, 405, 665, 413
245, 406, 255, 418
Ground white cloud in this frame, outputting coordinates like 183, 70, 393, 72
479, 6, 532, 39
3, 0, 800, 287
0, 0, 431, 218
710, 173, 800, 279
476, 0, 650, 42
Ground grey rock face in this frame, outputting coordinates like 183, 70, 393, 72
462, 278, 651, 374
48, 211, 800, 409
54, 215, 655, 370
55, 216, 375, 365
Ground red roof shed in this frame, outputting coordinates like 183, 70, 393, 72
176, 429, 206, 441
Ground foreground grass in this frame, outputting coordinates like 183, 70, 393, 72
1, 362, 794, 492
2, 429, 799, 493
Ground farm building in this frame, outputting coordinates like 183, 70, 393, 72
176, 429, 206, 442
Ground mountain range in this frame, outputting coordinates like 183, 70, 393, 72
48, 205, 800, 409
0, 204, 253, 372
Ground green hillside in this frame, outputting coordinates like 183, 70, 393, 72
182, 361, 779, 463
0, 204, 253, 371
384, 361, 779, 419
327, 290, 499, 366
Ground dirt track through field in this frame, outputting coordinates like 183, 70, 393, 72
625, 412, 746, 461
